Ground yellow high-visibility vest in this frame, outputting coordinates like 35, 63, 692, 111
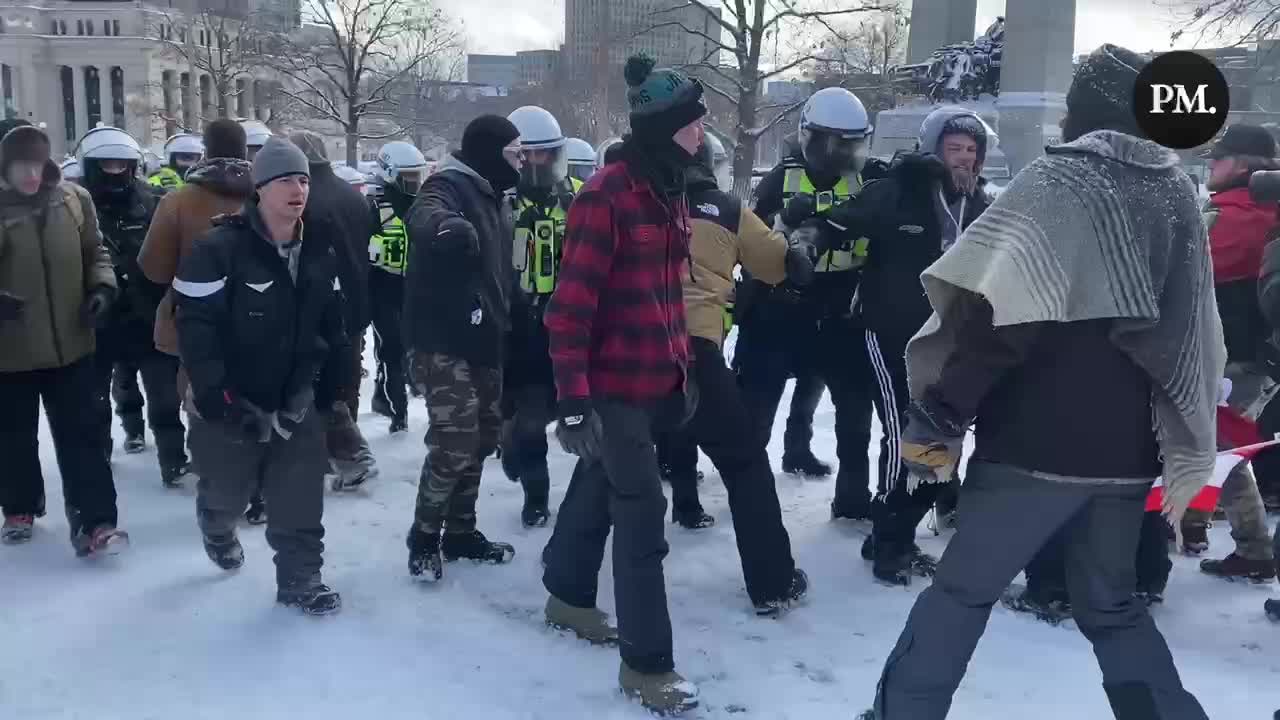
148, 166, 184, 191
781, 166, 869, 272
514, 183, 576, 295
368, 210, 408, 275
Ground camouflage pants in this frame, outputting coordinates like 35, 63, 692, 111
411, 352, 502, 535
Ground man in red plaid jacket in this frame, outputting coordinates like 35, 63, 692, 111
539, 55, 705, 716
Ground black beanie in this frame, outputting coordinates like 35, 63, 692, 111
1065, 44, 1150, 140
458, 114, 520, 192
204, 118, 247, 160
624, 55, 706, 142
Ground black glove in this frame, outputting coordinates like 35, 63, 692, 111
0, 291, 25, 324
275, 386, 315, 439
384, 181, 415, 221
555, 397, 603, 462
780, 193, 817, 229
433, 216, 479, 256
784, 225, 819, 286
80, 286, 115, 329
195, 387, 269, 441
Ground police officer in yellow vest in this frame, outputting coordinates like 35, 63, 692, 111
501, 105, 579, 528
734, 87, 886, 521
147, 133, 203, 191
368, 140, 429, 434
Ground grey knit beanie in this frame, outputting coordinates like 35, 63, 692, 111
288, 130, 329, 164
252, 136, 310, 188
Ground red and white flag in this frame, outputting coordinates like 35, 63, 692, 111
1146, 405, 1279, 512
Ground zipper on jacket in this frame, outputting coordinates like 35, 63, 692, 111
37, 204, 66, 365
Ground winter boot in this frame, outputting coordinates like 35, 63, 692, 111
870, 540, 911, 587
161, 461, 190, 489
1180, 515, 1210, 554
499, 420, 520, 483
1103, 682, 1161, 720
672, 507, 715, 530
73, 524, 130, 558
658, 463, 703, 484
1265, 598, 1280, 622
407, 527, 443, 582
619, 662, 700, 716
371, 392, 394, 419
754, 567, 809, 617
276, 577, 342, 616
909, 544, 939, 577
521, 501, 550, 528
245, 496, 267, 525
442, 529, 515, 564
123, 431, 146, 454
545, 594, 619, 645
782, 450, 832, 478
1199, 553, 1278, 582
389, 415, 409, 434
2, 514, 34, 544
203, 533, 244, 571
831, 489, 871, 521
1001, 583, 1072, 625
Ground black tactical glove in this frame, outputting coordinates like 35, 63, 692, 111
432, 216, 479, 256
0, 291, 25, 324
80, 286, 115, 329
779, 193, 817, 230
275, 386, 315, 439
555, 397, 603, 462
784, 224, 819, 286
195, 387, 271, 442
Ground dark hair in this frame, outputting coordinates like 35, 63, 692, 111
603, 142, 625, 165
203, 118, 247, 160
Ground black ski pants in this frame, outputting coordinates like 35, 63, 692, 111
543, 399, 675, 674
873, 461, 1207, 720
94, 348, 186, 468
655, 424, 700, 516
504, 383, 556, 505
0, 357, 118, 534
369, 269, 408, 421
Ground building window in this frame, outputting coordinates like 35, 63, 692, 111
103, 19, 110, 35
76, 19, 83, 35
2, 65, 14, 119
86, 19, 93, 36
84, 66, 101, 129
180, 71, 193, 129
59, 20, 66, 35
110, 67, 125, 129
198, 74, 212, 120
161, 70, 176, 137
59, 66, 75, 143
50, 19, 57, 34
113, 19, 119, 36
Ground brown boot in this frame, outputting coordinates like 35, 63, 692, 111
619, 662, 699, 716
1199, 553, 1277, 582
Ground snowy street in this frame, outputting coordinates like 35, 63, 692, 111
1, 349, 1276, 720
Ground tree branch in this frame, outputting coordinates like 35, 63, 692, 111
655, 0, 740, 38
744, 98, 806, 138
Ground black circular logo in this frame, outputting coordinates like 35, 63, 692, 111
1134, 51, 1229, 150
537, 225, 553, 240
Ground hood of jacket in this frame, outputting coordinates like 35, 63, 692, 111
1047, 130, 1180, 171
438, 152, 497, 199
918, 106, 996, 158
185, 157, 254, 198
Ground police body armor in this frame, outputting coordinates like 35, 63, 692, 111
781, 165, 867, 272
368, 204, 409, 275
512, 178, 579, 300
148, 166, 184, 191
97, 185, 160, 340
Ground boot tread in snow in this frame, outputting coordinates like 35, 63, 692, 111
619, 663, 699, 716
754, 568, 809, 617
276, 583, 342, 616
442, 530, 515, 564
1199, 553, 1278, 582
521, 503, 550, 528
545, 594, 619, 646
123, 433, 146, 454
2, 514, 35, 544
672, 509, 715, 530
244, 497, 268, 526
204, 534, 244, 571
1000, 583, 1073, 626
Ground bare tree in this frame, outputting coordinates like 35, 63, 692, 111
652, 0, 891, 198
146, 8, 266, 130
1162, 0, 1280, 46
267, 0, 461, 164
817, 9, 907, 78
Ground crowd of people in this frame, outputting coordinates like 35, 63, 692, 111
1, 42, 1276, 718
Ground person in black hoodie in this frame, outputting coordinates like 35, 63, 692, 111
289, 131, 379, 492
174, 137, 346, 616
402, 115, 521, 583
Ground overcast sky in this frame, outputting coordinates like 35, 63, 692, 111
441, 0, 1204, 57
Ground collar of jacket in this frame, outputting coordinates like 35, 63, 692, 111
222, 196, 305, 249
436, 152, 499, 200
186, 157, 254, 198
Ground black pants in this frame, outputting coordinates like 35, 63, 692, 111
543, 400, 674, 674
735, 305, 873, 512
686, 337, 798, 604
0, 357, 117, 534
784, 372, 826, 459
865, 328, 942, 549
504, 383, 556, 505
370, 269, 408, 421
655, 424, 700, 515
94, 349, 186, 468
1026, 510, 1173, 595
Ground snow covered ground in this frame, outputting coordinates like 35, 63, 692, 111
2, 344, 1278, 719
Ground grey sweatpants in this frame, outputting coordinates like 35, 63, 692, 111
189, 412, 329, 587
873, 461, 1206, 720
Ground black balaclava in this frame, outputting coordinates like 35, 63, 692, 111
458, 115, 520, 193
85, 159, 138, 205
1062, 44, 1149, 143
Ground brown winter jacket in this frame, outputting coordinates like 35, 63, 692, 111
684, 176, 787, 347
138, 157, 253, 356
0, 152, 116, 373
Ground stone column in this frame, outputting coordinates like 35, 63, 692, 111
906, 0, 978, 64
995, 0, 1077, 175
71, 65, 87, 143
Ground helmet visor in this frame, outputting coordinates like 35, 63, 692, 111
519, 146, 567, 190
802, 130, 866, 176
397, 168, 425, 195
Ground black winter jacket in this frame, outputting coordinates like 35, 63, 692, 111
96, 179, 167, 350
173, 200, 350, 413
404, 152, 515, 369
301, 162, 372, 334
837, 153, 989, 339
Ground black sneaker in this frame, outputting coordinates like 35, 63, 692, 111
673, 508, 715, 529
909, 544, 938, 578
407, 527, 443, 582
203, 534, 244, 570
521, 502, 550, 528
277, 581, 342, 616
866, 537, 910, 587
442, 529, 515, 564
782, 452, 832, 477
389, 416, 409, 434
245, 497, 267, 526
755, 568, 809, 617
161, 461, 190, 488
123, 433, 146, 454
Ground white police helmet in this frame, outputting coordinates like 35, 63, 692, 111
375, 140, 429, 194
564, 137, 595, 183
595, 137, 624, 170
76, 126, 142, 163
239, 119, 272, 156
163, 133, 204, 167
798, 87, 871, 175
59, 157, 83, 183
508, 105, 568, 189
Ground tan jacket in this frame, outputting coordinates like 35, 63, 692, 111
138, 158, 252, 355
685, 194, 787, 346
0, 166, 116, 372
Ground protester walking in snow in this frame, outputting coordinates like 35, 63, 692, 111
174, 137, 345, 616
1187, 124, 1278, 581
402, 114, 521, 582
0, 121, 126, 555
861, 45, 1220, 720
1251, 166, 1280, 621
540, 55, 704, 716
289, 131, 379, 492
822, 105, 994, 586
